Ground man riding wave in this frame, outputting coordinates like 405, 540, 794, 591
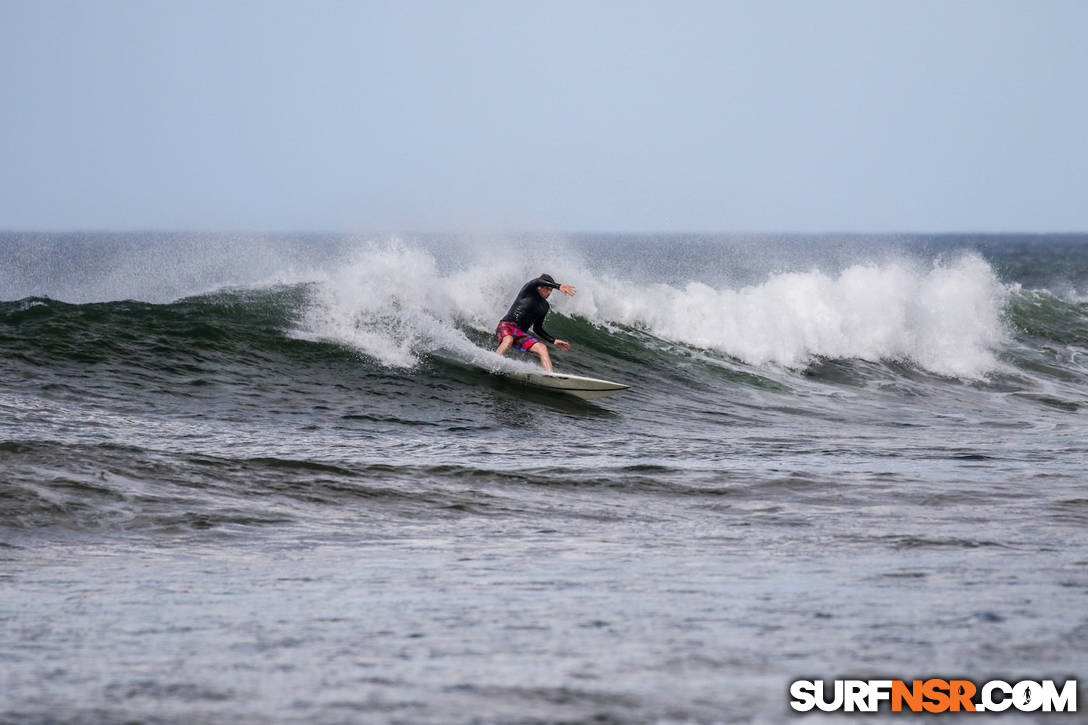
494, 273, 576, 372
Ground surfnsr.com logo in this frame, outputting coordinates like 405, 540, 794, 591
789, 679, 1078, 713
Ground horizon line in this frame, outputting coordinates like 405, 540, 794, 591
3, 228, 1088, 238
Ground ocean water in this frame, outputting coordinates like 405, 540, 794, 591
1, 232, 1086, 723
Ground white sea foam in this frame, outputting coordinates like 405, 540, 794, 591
580, 253, 1009, 378
298, 239, 548, 372
298, 239, 1009, 379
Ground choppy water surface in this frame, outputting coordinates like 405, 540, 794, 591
1, 233, 1086, 723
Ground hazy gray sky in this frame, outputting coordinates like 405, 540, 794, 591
2, 0, 1086, 232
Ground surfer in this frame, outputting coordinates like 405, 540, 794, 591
495, 274, 576, 372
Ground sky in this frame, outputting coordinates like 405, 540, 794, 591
1, 0, 1086, 233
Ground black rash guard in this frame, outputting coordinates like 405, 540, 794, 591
501, 277, 562, 344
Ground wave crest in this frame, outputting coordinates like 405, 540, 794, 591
584, 254, 1008, 378
295, 241, 1008, 378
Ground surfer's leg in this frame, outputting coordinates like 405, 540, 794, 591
529, 342, 553, 372
496, 335, 513, 356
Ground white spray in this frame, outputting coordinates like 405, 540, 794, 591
297, 240, 1008, 379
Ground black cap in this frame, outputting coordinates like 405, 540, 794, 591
539, 273, 555, 284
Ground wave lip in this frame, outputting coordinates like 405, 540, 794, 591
587, 253, 1009, 379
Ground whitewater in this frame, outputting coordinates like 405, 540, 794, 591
290, 237, 1008, 379
1, 232, 1085, 724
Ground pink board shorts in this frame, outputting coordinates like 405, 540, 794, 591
495, 321, 539, 352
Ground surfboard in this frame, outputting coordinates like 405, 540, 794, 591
499, 370, 630, 400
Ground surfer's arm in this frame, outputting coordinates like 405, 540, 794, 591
533, 278, 576, 297
533, 320, 571, 350
532, 319, 556, 345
